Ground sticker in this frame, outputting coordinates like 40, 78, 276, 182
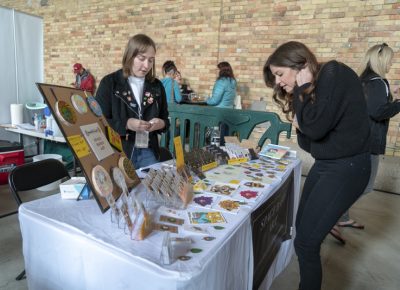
55, 100, 77, 126
87, 95, 103, 117
71, 94, 88, 114
92, 165, 113, 198
118, 156, 138, 184
178, 256, 191, 261
190, 248, 203, 253
159, 215, 185, 225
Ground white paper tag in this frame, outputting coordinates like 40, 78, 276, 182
135, 130, 149, 148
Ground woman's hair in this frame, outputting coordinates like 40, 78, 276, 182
359, 43, 393, 79
122, 34, 156, 80
217, 61, 235, 80
162, 60, 177, 76
263, 41, 319, 120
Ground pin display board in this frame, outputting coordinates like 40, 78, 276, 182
36, 83, 140, 213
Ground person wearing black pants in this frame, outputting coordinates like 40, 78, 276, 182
263, 41, 371, 290
295, 153, 370, 289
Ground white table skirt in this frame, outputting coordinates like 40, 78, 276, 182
19, 160, 301, 290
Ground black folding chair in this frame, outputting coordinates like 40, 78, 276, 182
8, 158, 71, 281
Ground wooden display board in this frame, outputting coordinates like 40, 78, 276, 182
36, 83, 140, 213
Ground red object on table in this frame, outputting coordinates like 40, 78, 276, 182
0, 141, 24, 185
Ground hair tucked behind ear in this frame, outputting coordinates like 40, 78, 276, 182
263, 41, 319, 121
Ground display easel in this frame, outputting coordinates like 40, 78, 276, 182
36, 83, 140, 213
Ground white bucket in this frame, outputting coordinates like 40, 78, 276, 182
33, 154, 63, 191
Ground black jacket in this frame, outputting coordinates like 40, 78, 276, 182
95, 69, 170, 161
294, 61, 371, 160
361, 72, 400, 154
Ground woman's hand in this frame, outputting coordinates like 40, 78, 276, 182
293, 114, 300, 131
126, 118, 151, 132
296, 65, 313, 87
148, 118, 165, 132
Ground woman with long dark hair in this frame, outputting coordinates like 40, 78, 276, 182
264, 41, 371, 290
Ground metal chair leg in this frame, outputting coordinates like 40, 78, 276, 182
15, 269, 26, 280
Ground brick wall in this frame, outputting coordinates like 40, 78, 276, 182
1, 0, 399, 155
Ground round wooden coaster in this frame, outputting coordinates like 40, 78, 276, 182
87, 95, 103, 117
112, 167, 128, 193
92, 165, 113, 198
55, 100, 77, 126
118, 156, 136, 185
71, 94, 88, 114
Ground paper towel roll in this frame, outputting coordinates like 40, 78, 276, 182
10, 104, 24, 125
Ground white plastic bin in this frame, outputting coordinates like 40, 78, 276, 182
33, 154, 63, 191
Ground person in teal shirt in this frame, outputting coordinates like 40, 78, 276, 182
206, 61, 237, 108
206, 62, 237, 145
161, 60, 182, 103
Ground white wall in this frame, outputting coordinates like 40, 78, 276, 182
0, 6, 43, 150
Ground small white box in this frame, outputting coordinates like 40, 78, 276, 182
60, 177, 91, 200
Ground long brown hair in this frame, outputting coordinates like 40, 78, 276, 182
263, 41, 319, 120
122, 34, 156, 81
217, 61, 235, 80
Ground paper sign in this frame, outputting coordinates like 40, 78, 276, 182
174, 136, 184, 170
67, 135, 91, 158
80, 123, 114, 161
106, 126, 123, 152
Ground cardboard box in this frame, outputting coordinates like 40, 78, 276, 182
60, 177, 91, 200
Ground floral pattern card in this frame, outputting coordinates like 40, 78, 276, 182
232, 187, 264, 203
188, 211, 226, 224
190, 193, 220, 209
213, 197, 249, 214
205, 182, 239, 197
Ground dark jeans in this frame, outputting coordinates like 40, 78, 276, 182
295, 152, 371, 290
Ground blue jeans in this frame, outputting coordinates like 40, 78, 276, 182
295, 152, 370, 290
130, 148, 158, 169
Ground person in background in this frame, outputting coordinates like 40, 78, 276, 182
337, 43, 400, 229
161, 60, 182, 103
175, 70, 193, 99
96, 34, 169, 169
206, 61, 237, 108
206, 61, 237, 145
72, 63, 95, 95
264, 41, 371, 290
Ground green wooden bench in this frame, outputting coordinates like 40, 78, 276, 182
160, 103, 292, 152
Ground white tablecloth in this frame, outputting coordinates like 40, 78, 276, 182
19, 159, 301, 290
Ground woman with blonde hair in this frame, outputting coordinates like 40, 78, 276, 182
338, 43, 400, 229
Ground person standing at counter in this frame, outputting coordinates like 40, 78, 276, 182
206, 61, 237, 108
161, 60, 182, 103
96, 34, 169, 169
264, 41, 371, 290
206, 61, 237, 145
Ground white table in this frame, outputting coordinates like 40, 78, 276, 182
3, 125, 66, 154
19, 159, 301, 290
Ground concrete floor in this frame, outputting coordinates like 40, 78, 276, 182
0, 181, 400, 290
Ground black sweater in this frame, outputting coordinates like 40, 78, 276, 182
361, 71, 400, 154
294, 61, 371, 160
